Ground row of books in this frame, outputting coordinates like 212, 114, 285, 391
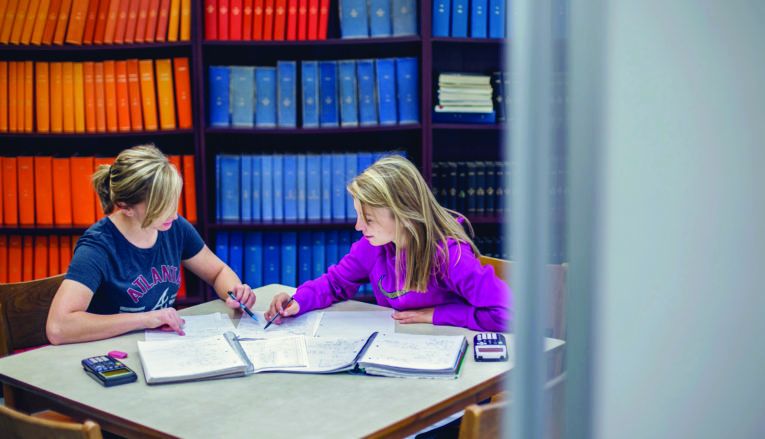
433, 71, 496, 124
0, 154, 197, 226
432, 0, 505, 38
204, 0, 329, 41
216, 151, 403, 222
338, 0, 416, 38
474, 234, 506, 260
431, 160, 509, 216
209, 57, 418, 129
0, 234, 77, 283
0, 58, 192, 133
0, 0, 192, 46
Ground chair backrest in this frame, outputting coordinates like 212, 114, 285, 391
478, 255, 515, 286
0, 403, 102, 439
0, 274, 64, 357
457, 399, 510, 439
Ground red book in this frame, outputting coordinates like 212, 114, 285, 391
182, 154, 197, 223
0, 235, 7, 283
262, 0, 273, 40
173, 57, 192, 129
22, 235, 33, 281
285, 0, 296, 40
154, 0, 170, 41
8, 235, 22, 283
0, 61, 6, 133
168, 155, 184, 216
34, 155, 54, 225
241, 0, 252, 39
126, 59, 143, 131
306, 0, 317, 40
251, 0, 262, 39
134, 0, 150, 42
70, 155, 95, 226
228, 0, 241, 40
52, 156, 72, 225
92, 0, 110, 44
217, 0, 228, 40
144, 0, 160, 42
204, 0, 216, 40
102, 0, 120, 44
317, 0, 327, 39
3, 157, 18, 225
272, 0, 285, 40
59, 233, 71, 274
296, 0, 306, 40
114, 60, 131, 131
82, 0, 100, 44
48, 234, 60, 276
41, 0, 63, 45
16, 156, 35, 226
123, 0, 140, 42
34, 235, 48, 279
113, 0, 131, 43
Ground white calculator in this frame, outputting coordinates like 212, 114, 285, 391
473, 333, 508, 362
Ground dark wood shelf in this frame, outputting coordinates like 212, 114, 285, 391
203, 36, 421, 47
0, 225, 90, 234
431, 37, 506, 44
0, 42, 192, 52
0, 129, 195, 139
209, 220, 356, 230
432, 123, 505, 131
205, 124, 421, 135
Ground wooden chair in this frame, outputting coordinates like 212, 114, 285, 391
0, 403, 102, 439
457, 399, 510, 439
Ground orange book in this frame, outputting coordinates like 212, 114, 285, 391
35, 61, 50, 132
52, 155, 73, 225
113, 0, 130, 43
61, 61, 75, 133
30, 0, 52, 45
144, 0, 159, 42
23, 60, 33, 132
123, 0, 140, 43
34, 155, 54, 225
93, 156, 113, 217
103, 59, 118, 132
182, 154, 197, 223
70, 155, 95, 225
168, 155, 184, 216
52, 0, 73, 45
73, 62, 86, 132
22, 235, 34, 281
48, 234, 60, 276
93, 62, 107, 131
20, 0, 43, 44
272, 0, 285, 40
154, 58, 176, 130
49, 62, 63, 132
0, 0, 21, 44
173, 57, 191, 129
92, 0, 109, 43
8, 0, 30, 44
0, 61, 7, 132
115, 60, 131, 131
179, 0, 189, 40
59, 232, 71, 273
133, 0, 149, 42
0, 234, 7, 283
126, 58, 143, 131
17, 156, 35, 225
8, 235, 22, 282
64, 0, 89, 44
83, 61, 96, 132
8, 62, 17, 132
15, 61, 24, 132
40, 0, 62, 45
154, 0, 170, 41
82, 0, 100, 44
3, 157, 18, 224
102, 0, 120, 44
166, 0, 179, 41
34, 235, 48, 279
138, 59, 158, 130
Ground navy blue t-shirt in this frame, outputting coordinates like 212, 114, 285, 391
66, 215, 205, 315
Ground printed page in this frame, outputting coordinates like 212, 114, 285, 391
145, 313, 237, 341
236, 311, 323, 339
316, 311, 395, 338
359, 333, 467, 371
238, 336, 309, 372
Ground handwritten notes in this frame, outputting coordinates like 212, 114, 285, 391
144, 313, 237, 341
236, 311, 323, 339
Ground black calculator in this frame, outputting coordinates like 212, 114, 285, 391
473, 333, 509, 362
82, 355, 138, 387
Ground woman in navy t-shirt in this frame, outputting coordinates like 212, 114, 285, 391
46, 145, 255, 344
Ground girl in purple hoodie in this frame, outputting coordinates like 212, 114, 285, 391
265, 155, 513, 332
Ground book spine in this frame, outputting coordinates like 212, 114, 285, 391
296, 154, 306, 220
470, 0, 487, 38
318, 60, 338, 128
22, 235, 33, 281
240, 154, 252, 221
250, 154, 261, 220
325, 229, 338, 265
214, 230, 229, 264
368, 0, 391, 37
123, 0, 141, 43
179, 0, 190, 39
71, 62, 85, 132
356, 59, 377, 126
81, 61, 96, 132
456, 161, 466, 214
102, 0, 120, 44
283, 154, 297, 220
92, 0, 109, 43
48, 234, 60, 275
102, 60, 118, 132
298, 230, 312, 284
0, 62, 7, 132
182, 154, 197, 222
17, 157, 35, 225
243, 231, 263, 286
260, 154, 273, 220
311, 230, 325, 278
277, 60, 297, 128
484, 161, 495, 213
251, 0, 262, 39
220, 154, 241, 220
300, 60, 318, 128
204, 0, 216, 39
155, 0, 171, 41
144, 0, 160, 42
263, 232, 280, 285
285, 0, 296, 39
8, 235, 22, 282
450, 0, 467, 37
261, 0, 272, 39
230, 66, 255, 127
338, 60, 358, 127
155, 58, 177, 130
138, 59, 158, 130
228, 0, 241, 40
306, 154, 321, 220
34, 156, 54, 224
338, 0, 367, 38
242, 0, 253, 39
254, 66, 277, 128
296, 0, 306, 39
208, 65, 231, 127
375, 58, 397, 125
431, 0, 449, 37
317, 0, 327, 39
475, 161, 485, 214
488, 0, 504, 38
114, 60, 132, 131
272, 0, 285, 39
344, 152, 357, 219
51, 157, 73, 224
391, 0, 416, 36
62, 61, 76, 132
30, 0, 52, 45
446, 161, 457, 210
395, 57, 419, 124
0, 0, 21, 44
35, 61, 50, 132
320, 154, 331, 220
272, 154, 283, 220
126, 59, 143, 131
166, 0, 181, 41
93, 62, 107, 131
306, 0, 317, 39
228, 230, 244, 278
466, 161, 475, 214
0, 235, 7, 283
112, 0, 131, 43
280, 231, 297, 286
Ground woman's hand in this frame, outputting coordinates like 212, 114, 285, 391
145, 308, 186, 335
264, 293, 300, 324
226, 284, 256, 309
391, 307, 435, 324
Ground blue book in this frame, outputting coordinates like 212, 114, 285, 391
338, 60, 359, 127
240, 154, 252, 221
277, 61, 297, 128
345, 152, 357, 219
375, 59, 398, 125
338, 230, 351, 261
230, 66, 255, 127
261, 154, 274, 220
331, 153, 346, 220
283, 154, 298, 220
251, 155, 262, 220
209, 66, 230, 127
255, 67, 277, 128
325, 229, 339, 266
272, 154, 284, 221
312, 231, 326, 278
298, 231, 313, 285
321, 154, 332, 220
432, 111, 496, 123
281, 231, 297, 287
296, 154, 307, 220
215, 155, 222, 219
301, 61, 319, 128
470, 0, 488, 38
263, 232, 281, 285
451, 0, 468, 37
319, 61, 339, 128
492, 71, 506, 122
432, 0, 451, 37
214, 231, 229, 265
488, 0, 505, 38
339, 0, 369, 38
395, 57, 419, 124
220, 154, 241, 221
392, 0, 417, 36
306, 154, 322, 220
369, 0, 392, 37
243, 232, 263, 287
228, 231, 244, 279
357, 151, 374, 174
356, 59, 378, 126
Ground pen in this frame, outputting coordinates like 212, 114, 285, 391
264, 296, 295, 330
227, 291, 258, 322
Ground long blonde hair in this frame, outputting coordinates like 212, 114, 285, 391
92, 145, 182, 228
348, 155, 478, 292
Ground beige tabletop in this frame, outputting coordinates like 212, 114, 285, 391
0, 284, 564, 438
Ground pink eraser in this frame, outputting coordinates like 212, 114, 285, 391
108, 351, 128, 359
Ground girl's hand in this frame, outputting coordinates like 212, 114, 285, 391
391, 307, 435, 324
264, 293, 300, 324
146, 308, 186, 335
226, 284, 256, 309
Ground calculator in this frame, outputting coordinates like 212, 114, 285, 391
82, 355, 138, 387
473, 333, 509, 362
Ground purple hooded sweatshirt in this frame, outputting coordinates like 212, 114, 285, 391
291, 236, 513, 332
